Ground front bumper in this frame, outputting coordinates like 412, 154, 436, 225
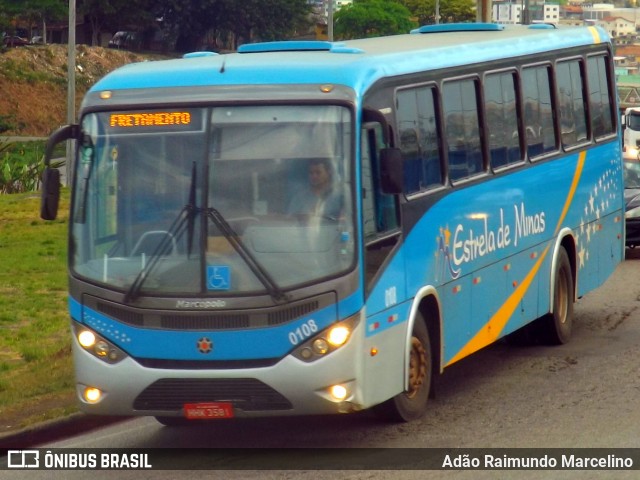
72, 322, 365, 418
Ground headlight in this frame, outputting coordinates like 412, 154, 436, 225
73, 323, 127, 364
78, 330, 96, 348
327, 326, 350, 346
292, 313, 360, 363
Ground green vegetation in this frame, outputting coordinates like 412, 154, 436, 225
0, 139, 65, 194
334, 0, 418, 39
0, 188, 76, 433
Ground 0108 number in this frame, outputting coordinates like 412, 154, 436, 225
288, 319, 318, 345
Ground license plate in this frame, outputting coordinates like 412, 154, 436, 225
184, 402, 234, 419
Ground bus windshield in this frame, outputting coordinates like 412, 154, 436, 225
71, 105, 355, 297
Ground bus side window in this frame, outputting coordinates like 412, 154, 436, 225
362, 125, 400, 287
484, 71, 523, 169
443, 78, 483, 181
556, 59, 588, 148
522, 65, 558, 158
587, 55, 615, 139
396, 86, 443, 193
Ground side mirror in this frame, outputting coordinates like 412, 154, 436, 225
380, 147, 403, 195
40, 167, 61, 220
40, 124, 80, 221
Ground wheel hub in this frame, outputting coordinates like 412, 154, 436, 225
407, 336, 428, 399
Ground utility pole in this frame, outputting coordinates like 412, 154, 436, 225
67, 0, 76, 173
477, 0, 492, 23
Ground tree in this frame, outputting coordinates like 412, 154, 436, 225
19, 0, 66, 43
333, 0, 417, 40
154, 0, 312, 52
219, 0, 311, 47
399, 0, 475, 25
0, 0, 66, 39
78, 0, 157, 47
153, 0, 220, 52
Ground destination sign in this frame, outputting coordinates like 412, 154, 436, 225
107, 110, 202, 133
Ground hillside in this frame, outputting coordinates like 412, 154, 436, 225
0, 44, 170, 137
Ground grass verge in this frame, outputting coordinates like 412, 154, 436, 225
0, 189, 75, 434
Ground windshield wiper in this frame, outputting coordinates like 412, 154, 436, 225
124, 162, 198, 303
124, 161, 287, 304
205, 206, 288, 304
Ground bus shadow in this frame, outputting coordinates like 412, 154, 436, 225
143, 341, 544, 448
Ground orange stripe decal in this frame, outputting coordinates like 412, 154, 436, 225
445, 151, 587, 366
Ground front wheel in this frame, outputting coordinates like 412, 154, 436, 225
540, 247, 574, 345
374, 316, 432, 422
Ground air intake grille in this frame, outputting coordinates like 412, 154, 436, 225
89, 293, 333, 331
133, 378, 292, 412
160, 314, 250, 330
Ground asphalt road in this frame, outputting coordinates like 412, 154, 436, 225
4, 249, 640, 479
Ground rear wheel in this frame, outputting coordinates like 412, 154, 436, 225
374, 315, 432, 422
540, 247, 574, 345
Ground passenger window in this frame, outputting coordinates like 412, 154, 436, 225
443, 78, 483, 181
556, 60, 588, 147
522, 65, 557, 158
396, 86, 442, 193
587, 55, 615, 138
484, 71, 523, 169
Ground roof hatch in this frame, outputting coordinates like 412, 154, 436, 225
411, 23, 505, 34
238, 40, 363, 54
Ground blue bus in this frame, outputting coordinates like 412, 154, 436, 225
41, 23, 623, 424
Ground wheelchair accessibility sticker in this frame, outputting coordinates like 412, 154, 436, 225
207, 265, 231, 291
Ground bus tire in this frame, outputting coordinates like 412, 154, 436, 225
541, 247, 574, 345
374, 315, 432, 422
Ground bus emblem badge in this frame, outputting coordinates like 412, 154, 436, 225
197, 337, 213, 354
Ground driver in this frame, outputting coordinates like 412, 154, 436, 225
288, 158, 342, 220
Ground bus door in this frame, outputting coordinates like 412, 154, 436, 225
361, 123, 401, 291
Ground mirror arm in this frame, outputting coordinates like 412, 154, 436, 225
44, 124, 80, 166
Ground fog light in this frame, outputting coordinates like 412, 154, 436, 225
78, 330, 96, 348
327, 326, 350, 347
330, 384, 348, 401
83, 387, 102, 403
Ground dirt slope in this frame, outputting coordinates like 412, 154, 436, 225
0, 44, 169, 136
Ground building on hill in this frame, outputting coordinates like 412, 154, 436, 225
592, 16, 636, 37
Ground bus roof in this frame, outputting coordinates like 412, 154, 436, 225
90, 24, 609, 95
